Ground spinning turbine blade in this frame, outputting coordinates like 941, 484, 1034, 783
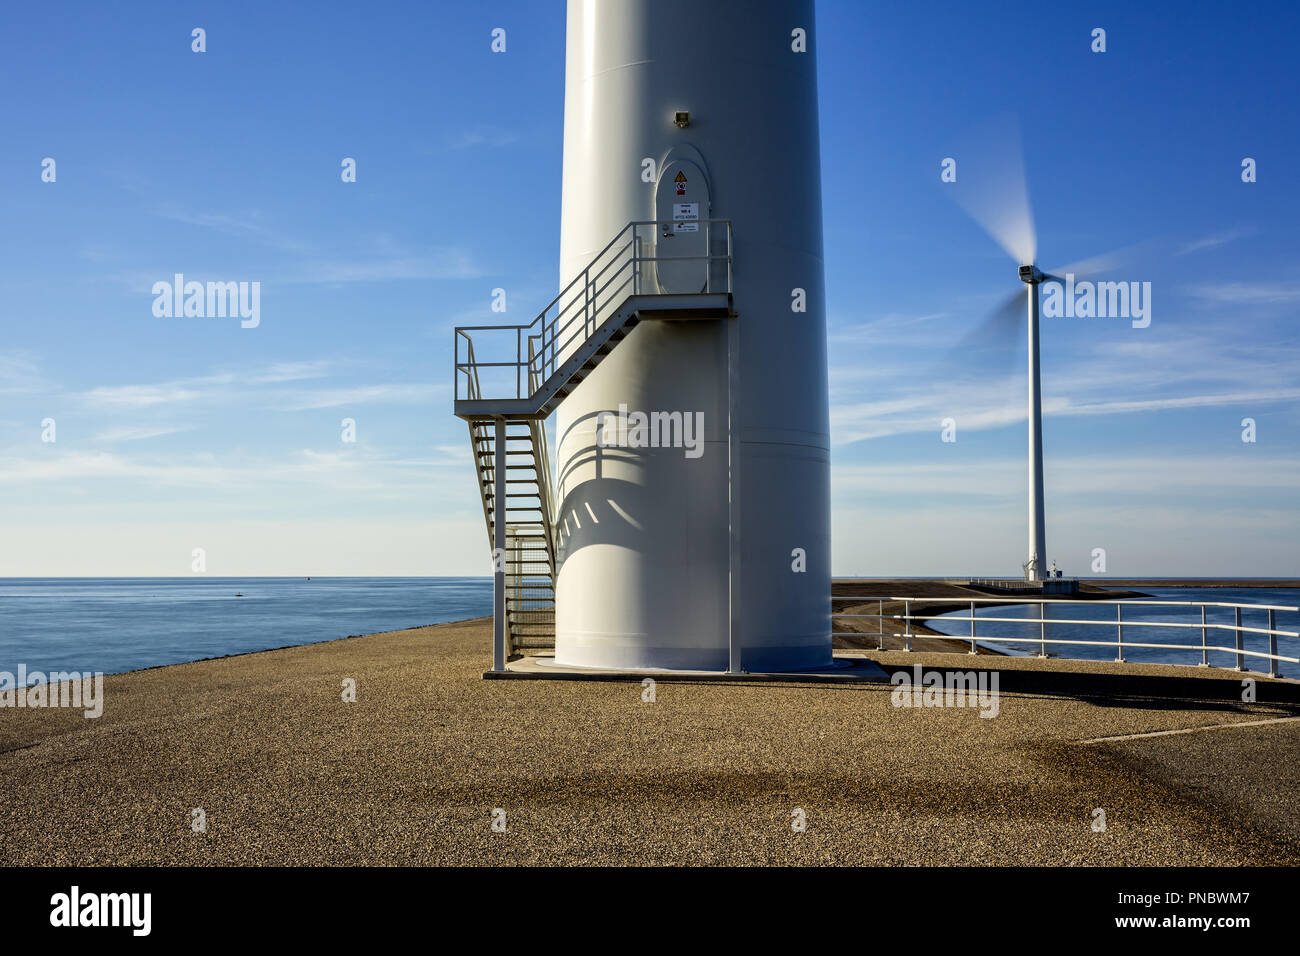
935, 288, 1025, 380
963, 288, 1025, 357
1043, 238, 1162, 284
946, 112, 1037, 266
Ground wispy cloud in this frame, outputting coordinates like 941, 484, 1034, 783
93, 424, 194, 443
1191, 281, 1300, 305
834, 454, 1300, 500
284, 249, 482, 284
1054, 388, 1300, 417
830, 334, 1300, 443
0, 352, 48, 395
153, 206, 312, 255
1176, 227, 1255, 256
279, 384, 444, 411
829, 311, 950, 348
148, 205, 484, 284
72, 362, 346, 410
245, 361, 332, 384
832, 386, 1300, 444
0, 445, 469, 494
447, 126, 520, 150
81, 384, 204, 409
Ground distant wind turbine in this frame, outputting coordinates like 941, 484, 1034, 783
945, 114, 1139, 582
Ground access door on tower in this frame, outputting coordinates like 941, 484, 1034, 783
653, 158, 711, 294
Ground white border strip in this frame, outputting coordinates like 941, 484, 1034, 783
1077, 715, 1300, 744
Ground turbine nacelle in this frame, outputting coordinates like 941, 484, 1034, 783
1020, 264, 1067, 287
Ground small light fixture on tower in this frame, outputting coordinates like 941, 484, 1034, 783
673, 110, 690, 128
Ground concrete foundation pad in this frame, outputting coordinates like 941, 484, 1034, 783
483, 651, 890, 683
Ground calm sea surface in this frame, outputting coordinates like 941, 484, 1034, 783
4, 579, 1297, 680
928, 586, 1300, 678
0, 578, 493, 679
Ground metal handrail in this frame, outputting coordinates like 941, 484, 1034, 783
832, 595, 1300, 676
454, 219, 733, 402
525, 338, 557, 572
455, 330, 482, 402
832, 596, 1300, 611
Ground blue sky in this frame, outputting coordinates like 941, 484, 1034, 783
1, 0, 1297, 576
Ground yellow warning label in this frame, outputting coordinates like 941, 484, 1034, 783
674, 171, 687, 183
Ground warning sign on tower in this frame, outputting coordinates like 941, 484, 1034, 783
654, 161, 709, 294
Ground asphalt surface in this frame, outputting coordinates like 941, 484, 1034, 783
3, 618, 1297, 865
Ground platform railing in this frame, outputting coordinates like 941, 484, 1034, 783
960, 577, 1073, 589
455, 331, 482, 401
832, 596, 1300, 677
453, 219, 733, 402
524, 338, 556, 567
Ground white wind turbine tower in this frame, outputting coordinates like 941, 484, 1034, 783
948, 115, 1060, 582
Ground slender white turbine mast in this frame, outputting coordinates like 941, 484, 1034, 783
1018, 263, 1047, 582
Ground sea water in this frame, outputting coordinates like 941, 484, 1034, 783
0, 577, 493, 679
928, 586, 1300, 679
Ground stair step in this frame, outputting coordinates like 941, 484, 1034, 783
464, 297, 644, 655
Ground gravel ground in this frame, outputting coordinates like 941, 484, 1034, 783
2, 618, 1297, 866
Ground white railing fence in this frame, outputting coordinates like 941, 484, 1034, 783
832, 596, 1300, 678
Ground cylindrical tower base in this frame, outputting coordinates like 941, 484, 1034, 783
553, 0, 831, 672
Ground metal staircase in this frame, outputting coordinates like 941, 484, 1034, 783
466, 354, 558, 652
454, 219, 734, 663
